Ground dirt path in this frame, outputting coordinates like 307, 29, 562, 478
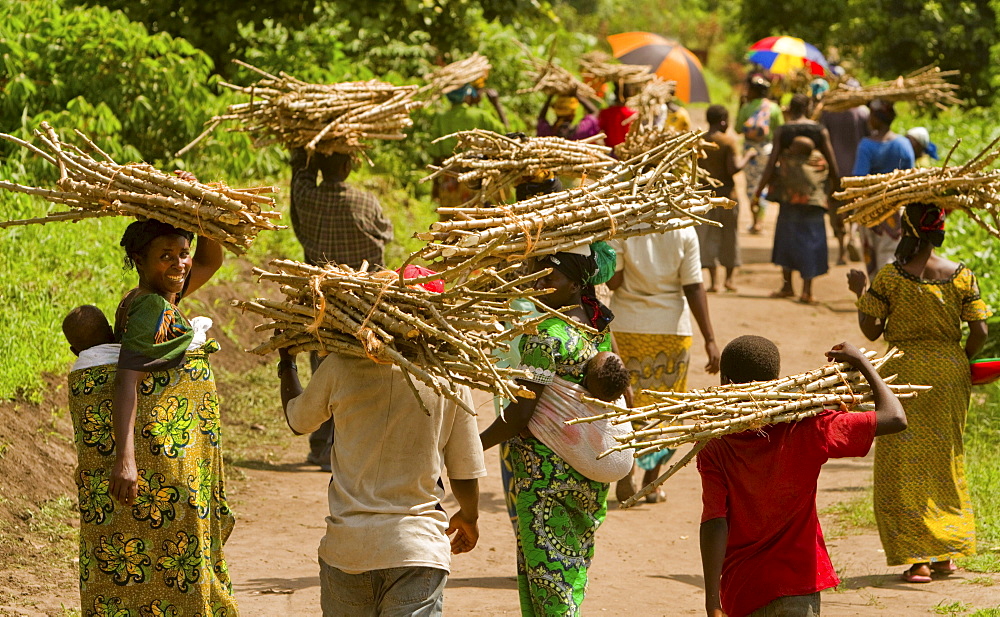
223, 206, 999, 616
3, 192, 997, 617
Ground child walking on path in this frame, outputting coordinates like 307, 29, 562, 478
698, 337, 907, 617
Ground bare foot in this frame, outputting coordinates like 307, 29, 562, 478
798, 294, 819, 305
769, 288, 795, 299
706, 286, 718, 293
724, 283, 737, 293
615, 476, 637, 503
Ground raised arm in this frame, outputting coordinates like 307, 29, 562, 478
847, 269, 885, 341
109, 368, 143, 505
538, 94, 553, 125
826, 341, 906, 436
183, 235, 223, 297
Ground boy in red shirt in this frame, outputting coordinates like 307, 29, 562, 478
698, 337, 907, 617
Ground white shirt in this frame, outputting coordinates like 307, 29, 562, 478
284, 353, 487, 573
609, 227, 703, 335
72, 344, 121, 372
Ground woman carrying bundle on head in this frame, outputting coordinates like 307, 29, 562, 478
76, 218, 238, 616
480, 243, 628, 617
537, 92, 601, 141
848, 203, 991, 584
757, 93, 840, 304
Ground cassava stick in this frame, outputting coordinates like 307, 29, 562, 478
0, 123, 282, 254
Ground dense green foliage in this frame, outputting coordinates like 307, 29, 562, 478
739, 0, 999, 105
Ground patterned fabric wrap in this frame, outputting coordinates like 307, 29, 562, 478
615, 332, 691, 470
857, 262, 992, 566
71, 334, 237, 614
517, 317, 611, 385
117, 294, 193, 373
509, 315, 611, 615
509, 435, 608, 617
528, 377, 633, 483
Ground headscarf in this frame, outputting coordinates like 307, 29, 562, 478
537, 241, 617, 331
552, 95, 580, 117
446, 84, 476, 104
809, 78, 830, 99
895, 202, 946, 264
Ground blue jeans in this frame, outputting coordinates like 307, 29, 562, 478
319, 560, 446, 617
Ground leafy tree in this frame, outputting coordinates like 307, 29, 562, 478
738, 0, 997, 105
0, 2, 217, 161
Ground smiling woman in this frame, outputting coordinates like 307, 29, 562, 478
71, 218, 239, 616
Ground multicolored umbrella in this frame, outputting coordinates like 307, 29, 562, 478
606, 32, 710, 103
747, 36, 829, 76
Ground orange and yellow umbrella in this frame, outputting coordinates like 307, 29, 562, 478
607, 32, 710, 103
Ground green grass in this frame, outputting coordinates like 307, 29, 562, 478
821, 486, 877, 537
935, 601, 974, 615
959, 382, 1000, 573
27, 496, 79, 567
217, 364, 298, 468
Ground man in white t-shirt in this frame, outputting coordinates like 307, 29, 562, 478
277, 348, 486, 617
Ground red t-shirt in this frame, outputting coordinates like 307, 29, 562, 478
697, 410, 876, 617
597, 105, 635, 148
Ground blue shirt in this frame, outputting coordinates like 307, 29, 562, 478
852, 135, 915, 176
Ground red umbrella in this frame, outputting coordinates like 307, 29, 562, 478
607, 32, 710, 103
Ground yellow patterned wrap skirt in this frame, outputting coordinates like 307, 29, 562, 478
69, 348, 238, 617
614, 332, 691, 407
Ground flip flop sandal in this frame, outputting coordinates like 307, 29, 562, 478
930, 560, 957, 574
798, 295, 819, 305
769, 289, 795, 299
901, 567, 932, 583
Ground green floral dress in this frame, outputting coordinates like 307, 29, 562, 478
510, 316, 611, 616
71, 293, 238, 616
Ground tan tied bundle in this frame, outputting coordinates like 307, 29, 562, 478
179, 61, 425, 157
519, 56, 598, 99
0, 123, 282, 255
423, 129, 616, 207
821, 66, 963, 113
419, 53, 493, 101
834, 136, 1000, 238
234, 260, 559, 414
569, 348, 929, 507
416, 131, 730, 276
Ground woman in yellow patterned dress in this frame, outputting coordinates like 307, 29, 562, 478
73, 219, 238, 616
848, 203, 990, 583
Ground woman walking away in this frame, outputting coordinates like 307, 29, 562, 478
77, 219, 237, 615
848, 203, 991, 583
480, 244, 617, 616
757, 93, 840, 304
609, 229, 720, 503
